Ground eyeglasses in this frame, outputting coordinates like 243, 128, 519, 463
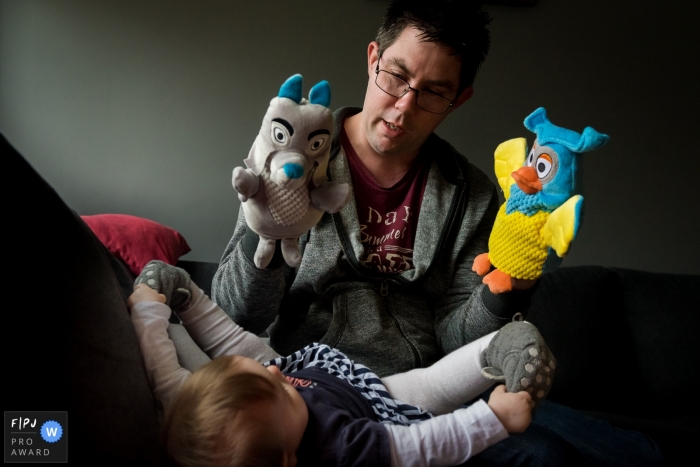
374, 61, 454, 114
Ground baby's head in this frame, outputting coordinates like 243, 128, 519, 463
164, 355, 308, 467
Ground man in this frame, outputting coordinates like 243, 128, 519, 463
212, 0, 535, 377
211, 3, 667, 465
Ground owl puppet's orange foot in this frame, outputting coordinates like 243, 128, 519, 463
482, 269, 513, 294
472, 253, 492, 276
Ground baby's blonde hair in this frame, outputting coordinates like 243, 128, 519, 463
164, 356, 285, 467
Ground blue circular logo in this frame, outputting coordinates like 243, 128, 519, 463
40, 420, 63, 443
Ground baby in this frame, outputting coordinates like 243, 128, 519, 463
128, 261, 555, 467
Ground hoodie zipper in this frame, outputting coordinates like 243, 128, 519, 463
331, 178, 466, 370
379, 278, 421, 366
329, 139, 470, 369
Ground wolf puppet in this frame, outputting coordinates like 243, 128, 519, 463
233, 74, 349, 269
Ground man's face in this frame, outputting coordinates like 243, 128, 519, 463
360, 26, 473, 161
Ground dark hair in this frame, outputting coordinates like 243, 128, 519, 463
375, 0, 492, 90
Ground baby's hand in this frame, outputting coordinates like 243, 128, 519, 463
127, 283, 166, 309
487, 384, 533, 433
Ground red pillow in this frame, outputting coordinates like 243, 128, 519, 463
81, 214, 191, 276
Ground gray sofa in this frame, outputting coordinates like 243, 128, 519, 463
173, 261, 700, 466
7, 132, 699, 466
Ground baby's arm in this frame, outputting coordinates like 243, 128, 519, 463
128, 284, 192, 410
384, 387, 531, 467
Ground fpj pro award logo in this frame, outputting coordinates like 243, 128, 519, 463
4, 411, 68, 463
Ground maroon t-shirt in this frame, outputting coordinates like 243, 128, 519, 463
341, 127, 430, 274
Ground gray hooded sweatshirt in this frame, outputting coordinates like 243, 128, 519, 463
212, 107, 532, 377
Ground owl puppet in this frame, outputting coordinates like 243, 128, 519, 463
473, 107, 609, 293
233, 74, 349, 269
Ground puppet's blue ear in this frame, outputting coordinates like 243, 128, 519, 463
279, 74, 303, 103
571, 127, 610, 153
523, 107, 548, 134
309, 80, 331, 108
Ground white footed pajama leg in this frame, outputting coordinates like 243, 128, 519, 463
176, 284, 280, 363
382, 331, 497, 415
135, 260, 280, 364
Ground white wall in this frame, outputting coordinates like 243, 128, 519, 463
2, 0, 698, 274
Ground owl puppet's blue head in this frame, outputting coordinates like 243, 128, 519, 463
514, 107, 609, 210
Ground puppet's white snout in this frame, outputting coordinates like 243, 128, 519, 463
269, 152, 312, 190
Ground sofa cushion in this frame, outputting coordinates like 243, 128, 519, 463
526, 266, 641, 416
176, 260, 220, 300
614, 267, 700, 419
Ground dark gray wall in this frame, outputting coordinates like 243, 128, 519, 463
2, 0, 698, 274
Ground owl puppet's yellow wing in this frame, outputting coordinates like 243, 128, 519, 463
494, 137, 527, 200
542, 195, 584, 257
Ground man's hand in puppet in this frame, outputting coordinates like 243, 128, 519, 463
233, 74, 349, 269
473, 107, 609, 293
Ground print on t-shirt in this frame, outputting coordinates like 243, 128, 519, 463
341, 126, 430, 274
285, 375, 316, 389
359, 205, 416, 273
